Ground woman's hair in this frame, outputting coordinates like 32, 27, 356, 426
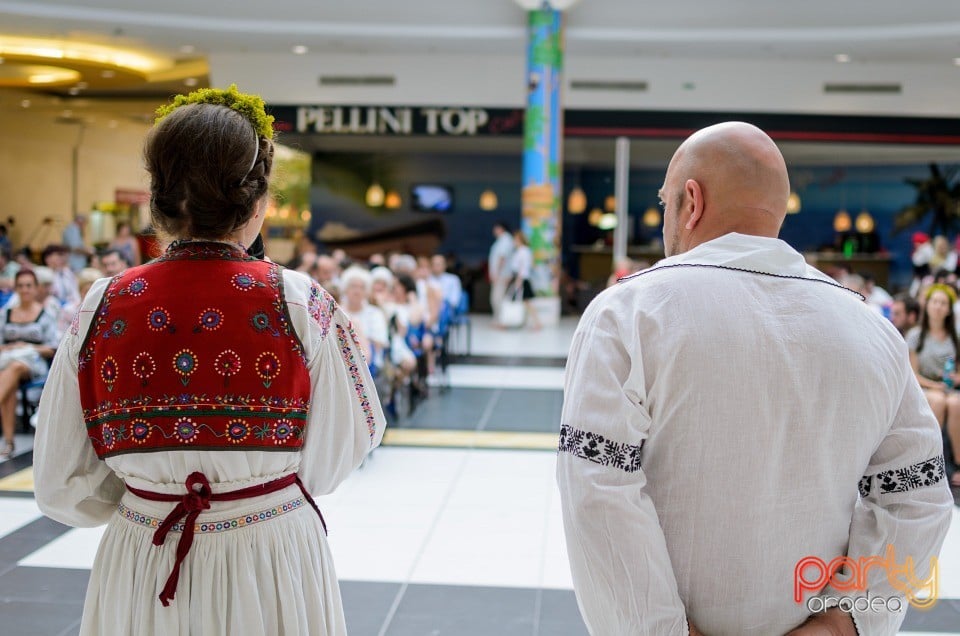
514, 230, 529, 246
918, 285, 960, 354
144, 103, 274, 240
15, 268, 37, 286
396, 274, 417, 295
341, 266, 373, 294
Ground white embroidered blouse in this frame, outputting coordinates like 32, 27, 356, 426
558, 232, 953, 636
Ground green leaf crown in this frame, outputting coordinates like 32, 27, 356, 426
154, 84, 274, 139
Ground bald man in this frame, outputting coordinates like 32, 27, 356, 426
558, 122, 952, 636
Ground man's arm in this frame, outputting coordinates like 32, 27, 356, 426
824, 349, 953, 636
557, 301, 689, 635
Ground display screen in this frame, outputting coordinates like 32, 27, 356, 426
410, 184, 453, 212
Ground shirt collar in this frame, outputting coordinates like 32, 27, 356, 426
654, 232, 820, 279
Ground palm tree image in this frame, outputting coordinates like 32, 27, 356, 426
893, 164, 960, 236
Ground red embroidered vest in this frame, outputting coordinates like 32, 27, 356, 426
78, 242, 312, 459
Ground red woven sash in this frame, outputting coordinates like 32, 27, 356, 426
126, 471, 326, 607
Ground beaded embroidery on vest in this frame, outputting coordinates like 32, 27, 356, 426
78, 242, 312, 458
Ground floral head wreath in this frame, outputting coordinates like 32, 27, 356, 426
926, 283, 958, 306
154, 84, 275, 140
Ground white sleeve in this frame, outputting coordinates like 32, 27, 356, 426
296, 282, 387, 495
33, 280, 125, 527
556, 301, 688, 636
827, 354, 953, 636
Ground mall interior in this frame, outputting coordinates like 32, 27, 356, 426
0, 1, 959, 634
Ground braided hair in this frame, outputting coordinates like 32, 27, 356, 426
144, 103, 274, 241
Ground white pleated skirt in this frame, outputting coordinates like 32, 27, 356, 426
79, 486, 346, 636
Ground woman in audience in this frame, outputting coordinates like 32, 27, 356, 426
507, 231, 542, 330
0, 269, 59, 458
108, 221, 141, 267
341, 266, 389, 375
905, 283, 960, 486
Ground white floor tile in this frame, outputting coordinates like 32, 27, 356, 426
0, 498, 41, 540
20, 526, 105, 570
442, 364, 564, 390
469, 315, 577, 359
934, 506, 960, 600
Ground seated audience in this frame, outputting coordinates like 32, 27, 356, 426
905, 284, 960, 487
890, 293, 920, 337
0, 269, 59, 458
99, 248, 130, 277
108, 221, 141, 267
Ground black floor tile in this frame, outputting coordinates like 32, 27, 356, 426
401, 388, 494, 430
451, 355, 567, 368
0, 567, 89, 604
487, 390, 563, 433
0, 599, 81, 636
340, 580, 402, 636
385, 584, 538, 636
902, 598, 960, 632
537, 590, 588, 636
0, 518, 72, 569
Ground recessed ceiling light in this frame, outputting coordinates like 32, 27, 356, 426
292, 45, 308, 55
20, 99, 30, 108
184, 77, 198, 87
954, 58, 960, 66
835, 54, 851, 63
180, 44, 195, 54
76, 81, 88, 89
62, 109, 73, 118
101, 69, 115, 78
68, 87, 81, 95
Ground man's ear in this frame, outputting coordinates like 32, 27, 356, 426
684, 179, 704, 231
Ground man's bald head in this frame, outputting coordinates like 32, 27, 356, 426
660, 122, 790, 256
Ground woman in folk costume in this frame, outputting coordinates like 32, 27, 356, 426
33, 86, 386, 635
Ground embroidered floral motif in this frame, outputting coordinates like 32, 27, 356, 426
101, 422, 117, 450
250, 311, 280, 336
104, 318, 127, 339
255, 352, 281, 388
227, 419, 250, 444
231, 272, 265, 291
273, 418, 295, 445
558, 423, 643, 473
337, 323, 378, 444
172, 349, 198, 386
125, 278, 148, 296
308, 282, 336, 340
858, 455, 945, 498
148, 307, 175, 333
131, 353, 157, 387
131, 418, 151, 444
70, 310, 81, 336
101, 356, 118, 392
174, 417, 198, 443
194, 308, 224, 333
214, 349, 241, 385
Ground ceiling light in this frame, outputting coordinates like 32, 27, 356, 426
855, 210, 874, 233
293, 45, 308, 55
180, 45, 196, 55
833, 209, 851, 233
604, 195, 617, 212
184, 77, 198, 87
0, 36, 164, 73
20, 99, 30, 108
384, 190, 402, 209
786, 191, 802, 214
479, 189, 498, 211
61, 109, 73, 118
834, 54, 851, 63
597, 213, 618, 230
954, 58, 960, 66
365, 183, 385, 207
76, 81, 88, 89
587, 208, 603, 226
567, 187, 587, 214
68, 87, 81, 95
642, 207, 662, 227
101, 69, 115, 78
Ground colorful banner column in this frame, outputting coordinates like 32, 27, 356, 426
521, 6, 563, 301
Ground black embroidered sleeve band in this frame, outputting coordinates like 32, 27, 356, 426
858, 455, 946, 498
558, 423, 643, 473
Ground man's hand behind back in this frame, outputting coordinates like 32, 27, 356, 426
784, 608, 857, 636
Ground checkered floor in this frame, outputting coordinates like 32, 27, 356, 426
0, 315, 957, 635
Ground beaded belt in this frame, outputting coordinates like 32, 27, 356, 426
118, 496, 307, 534
125, 471, 326, 607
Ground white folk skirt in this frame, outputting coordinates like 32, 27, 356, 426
79, 485, 346, 636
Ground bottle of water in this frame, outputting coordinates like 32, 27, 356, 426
944, 357, 956, 389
